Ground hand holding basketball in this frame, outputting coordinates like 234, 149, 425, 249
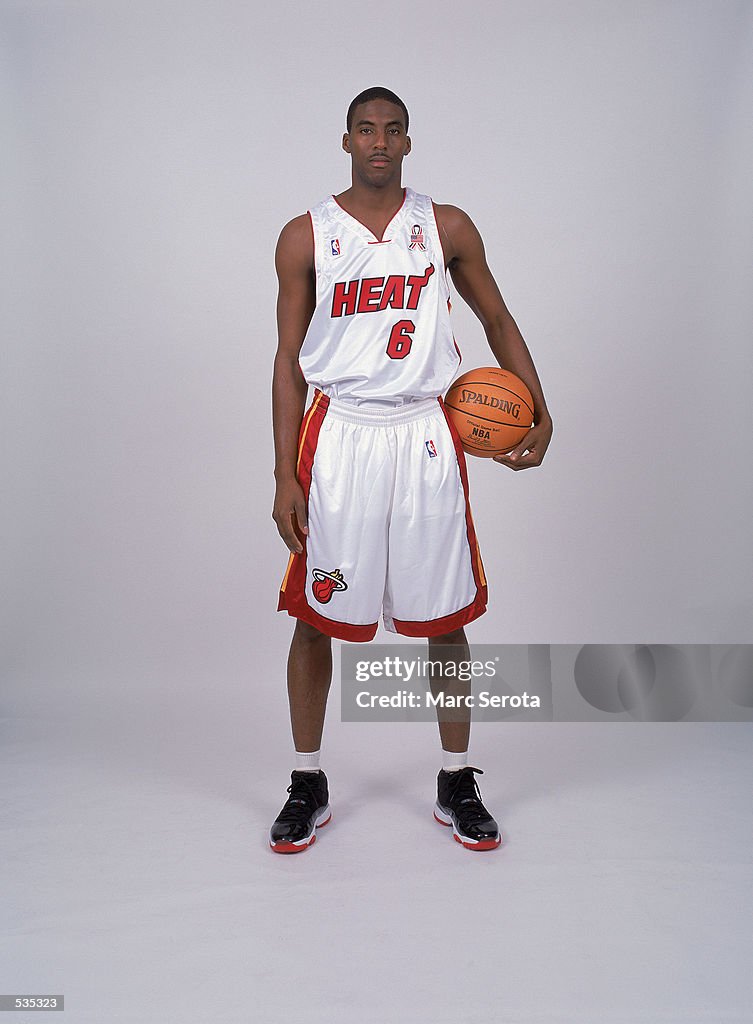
492, 417, 550, 470
445, 367, 534, 457
444, 366, 551, 469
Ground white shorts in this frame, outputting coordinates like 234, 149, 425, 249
278, 390, 487, 641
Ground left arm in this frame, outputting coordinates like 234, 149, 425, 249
435, 204, 553, 469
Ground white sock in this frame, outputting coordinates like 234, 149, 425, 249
442, 749, 469, 772
295, 749, 321, 772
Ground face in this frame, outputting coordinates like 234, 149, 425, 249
342, 98, 411, 187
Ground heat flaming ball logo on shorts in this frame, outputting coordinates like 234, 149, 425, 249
312, 568, 348, 604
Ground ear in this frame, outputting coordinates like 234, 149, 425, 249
342, 133, 350, 154
405, 135, 412, 155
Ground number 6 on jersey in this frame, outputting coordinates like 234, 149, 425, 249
386, 319, 415, 359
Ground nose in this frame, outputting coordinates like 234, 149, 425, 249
373, 130, 388, 150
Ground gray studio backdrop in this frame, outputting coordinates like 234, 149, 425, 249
3, 0, 752, 728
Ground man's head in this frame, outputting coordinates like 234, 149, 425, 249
346, 87, 409, 134
343, 87, 411, 188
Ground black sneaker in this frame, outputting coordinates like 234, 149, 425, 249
269, 770, 331, 854
434, 767, 501, 851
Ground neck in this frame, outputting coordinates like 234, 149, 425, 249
342, 179, 405, 211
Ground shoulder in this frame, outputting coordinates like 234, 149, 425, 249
276, 213, 314, 253
432, 204, 484, 264
275, 213, 314, 274
433, 203, 472, 232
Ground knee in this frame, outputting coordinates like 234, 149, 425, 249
294, 619, 331, 645
430, 627, 467, 645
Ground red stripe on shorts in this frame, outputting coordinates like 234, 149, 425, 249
440, 394, 488, 592
277, 390, 379, 642
390, 397, 488, 636
390, 594, 488, 637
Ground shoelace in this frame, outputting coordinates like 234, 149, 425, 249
443, 767, 492, 827
275, 773, 323, 826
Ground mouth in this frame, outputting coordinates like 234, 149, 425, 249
369, 156, 391, 165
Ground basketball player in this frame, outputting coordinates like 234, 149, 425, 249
270, 87, 552, 853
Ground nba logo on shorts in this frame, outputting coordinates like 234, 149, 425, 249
330, 238, 341, 257
425, 439, 437, 458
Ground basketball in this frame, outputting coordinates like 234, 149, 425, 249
444, 367, 534, 458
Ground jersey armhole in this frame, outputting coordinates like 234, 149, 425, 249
307, 208, 322, 302
429, 199, 451, 302
430, 200, 448, 272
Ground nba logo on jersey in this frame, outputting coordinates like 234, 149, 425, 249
330, 238, 341, 257
425, 439, 437, 458
409, 224, 426, 251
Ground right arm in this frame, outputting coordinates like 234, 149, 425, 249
271, 214, 316, 553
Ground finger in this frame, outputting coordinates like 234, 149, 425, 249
494, 448, 540, 470
276, 510, 304, 554
283, 526, 304, 554
494, 441, 531, 465
294, 499, 308, 536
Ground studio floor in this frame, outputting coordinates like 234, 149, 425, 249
3, 700, 752, 1024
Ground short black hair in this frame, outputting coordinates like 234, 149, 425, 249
346, 87, 409, 133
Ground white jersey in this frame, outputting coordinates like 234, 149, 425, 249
298, 187, 460, 406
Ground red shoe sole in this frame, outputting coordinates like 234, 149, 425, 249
269, 812, 331, 854
453, 832, 502, 851
434, 810, 501, 851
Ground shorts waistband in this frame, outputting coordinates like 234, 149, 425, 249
317, 390, 442, 426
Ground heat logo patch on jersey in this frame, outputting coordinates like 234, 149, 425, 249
425, 439, 437, 458
409, 224, 426, 251
330, 238, 341, 257
312, 567, 348, 604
